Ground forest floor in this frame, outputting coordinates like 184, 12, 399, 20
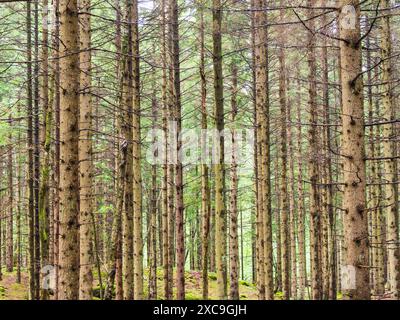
0, 271, 29, 300
0, 268, 258, 300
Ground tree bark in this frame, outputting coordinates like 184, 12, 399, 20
380, 0, 399, 300
78, 0, 94, 300
131, 0, 144, 300
168, 0, 185, 300
307, 0, 322, 300
339, 0, 370, 300
229, 65, 239, 300
58, 0, 80, 300
278, 4, 290, 300
198, 0, 211, 300
212, 0, 227, 300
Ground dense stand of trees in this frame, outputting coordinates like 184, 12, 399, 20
0, 0, 399, 300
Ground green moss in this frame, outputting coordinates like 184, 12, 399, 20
0, 281, 27, 300
93, 285, 108, 299
208, 272, 217, 281
239, 280, 251, 287
1, 269, 258, 300
185, 292, 202, 300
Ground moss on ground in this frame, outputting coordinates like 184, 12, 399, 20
0, 270, 28, 300
1, 267, 258, 300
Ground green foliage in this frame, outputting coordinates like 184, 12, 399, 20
208, 272, 217, 281
93, 285, 107, 300
185, 292, 202, 300
97, 204, 114, 216
239, 279, 251, 287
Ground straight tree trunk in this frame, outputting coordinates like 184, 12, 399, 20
131, 0, 144, 300
278, 4, 290, 300
253, 0, 273, 300
320, 21, 331, 299
16, 114, 22, 283
198, 0, 211, 300
339, 0, 370, 300
111, 0, 123, 300
166, 0, 176, 297
52, 0, 61, 299
169, 0, 185, 300
251, 0, 264, 299
58, 0, 80, 300
212, 0, 226, 300
6, 117, 13, 273
79, 0, 94, 300
160, 0, 170, 300
121, 0, 134, 299
148, 94, 158, 300
229, 65, 239, 300
287, 86, 297, 299
307, 0, 322, 300
33, 0, 41, 300
259, 2, 273, 301
27, 1, 36, 300
38, 0, 51, 300
379, 0, 400, 300
366, 31, 384, 297
295, 73, 307, 299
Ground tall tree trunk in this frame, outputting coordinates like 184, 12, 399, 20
6, 116, 13, 273
278, 4, 290, 300
102, 0, 123, 301
121, 0, 134, 299
79, 0, 94, 300
58, 0, 80, 300
148, 94, 158, 300
379, 0, 400, 300
166, 0, 176, 297
274, 149, 282, 294
160, 0, 172, 300
199, 0, 211, 300
366, 31, 384, 297
251, 0, 263, 300
229, 65, 239, 300
254, 0, 273, 300
287, 86, 297, 299
26, 1, 36, 300
339, 0, 370, 300
296, 72, 307, 299
212, 0, 226, 300
320, 20, 331, 299
131, 0, 144, 301
52, 0, 61, 299
16, 113, 22, 283
38, 0, 51, 300
307, 0, 322, 300
168, 0, 185, 300
33, 0, 41, 300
